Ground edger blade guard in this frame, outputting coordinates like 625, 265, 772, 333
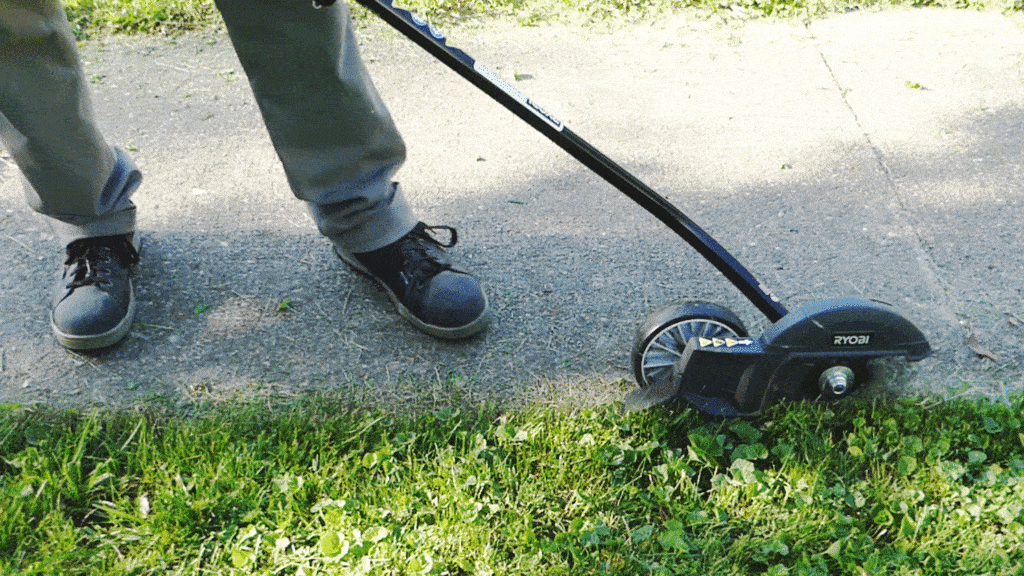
666, 298, 931, 417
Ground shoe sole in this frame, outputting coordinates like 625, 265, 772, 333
51, 234, 140, 351
334, 246, 491, 340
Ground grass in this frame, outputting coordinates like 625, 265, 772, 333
63, 0, 222, 37
3, 394, 1024, 575
62, 0, 1024, 38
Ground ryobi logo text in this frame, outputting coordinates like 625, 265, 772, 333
833, 334, 872, 347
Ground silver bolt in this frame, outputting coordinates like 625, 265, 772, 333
820, 366, 854, 396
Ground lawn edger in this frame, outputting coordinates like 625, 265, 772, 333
314, 0, 932, 416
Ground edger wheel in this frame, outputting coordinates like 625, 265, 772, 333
632, 301, 747, 389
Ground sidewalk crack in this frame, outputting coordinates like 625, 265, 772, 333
807, 24, 969, 363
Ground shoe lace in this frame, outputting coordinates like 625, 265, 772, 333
64, 236, 139, 290
397, 223, 458, 289
410, 223, 458, 249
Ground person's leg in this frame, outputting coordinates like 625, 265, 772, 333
216, 0, 489, 339
0, 0, 141, 349
214, 0, 415, 253
0, 0, 139, 242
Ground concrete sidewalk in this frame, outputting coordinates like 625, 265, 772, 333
1, 7, 1022, 410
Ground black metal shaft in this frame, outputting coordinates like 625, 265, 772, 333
354, 0, 789, 322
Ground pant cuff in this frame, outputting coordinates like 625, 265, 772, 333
47, 206, 137, 245
40, 147, 140, 245
326, 182, 419, 254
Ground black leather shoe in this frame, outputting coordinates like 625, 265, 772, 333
335, 223, 490, 340
51, 234, 139, 350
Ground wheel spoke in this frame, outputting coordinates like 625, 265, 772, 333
642, 357, 678, 368
639, 318, 742, 387
649, 340, 684, 357
669, 325, 693, 344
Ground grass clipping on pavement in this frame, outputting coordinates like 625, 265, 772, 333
2, 396, 1024, 575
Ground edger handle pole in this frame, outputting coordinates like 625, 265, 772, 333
354, 0, 789, 322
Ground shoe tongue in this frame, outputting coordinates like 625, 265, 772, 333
65, 236, 138, 267
400, 242, 450, 283
66, 252, 105, 288
65, 239, 95, 262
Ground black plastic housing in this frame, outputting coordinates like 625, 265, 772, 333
676, 298, 931, 416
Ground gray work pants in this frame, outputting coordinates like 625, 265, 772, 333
0, 0, 417, 253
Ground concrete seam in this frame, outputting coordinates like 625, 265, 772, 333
807, 25, 969, 366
